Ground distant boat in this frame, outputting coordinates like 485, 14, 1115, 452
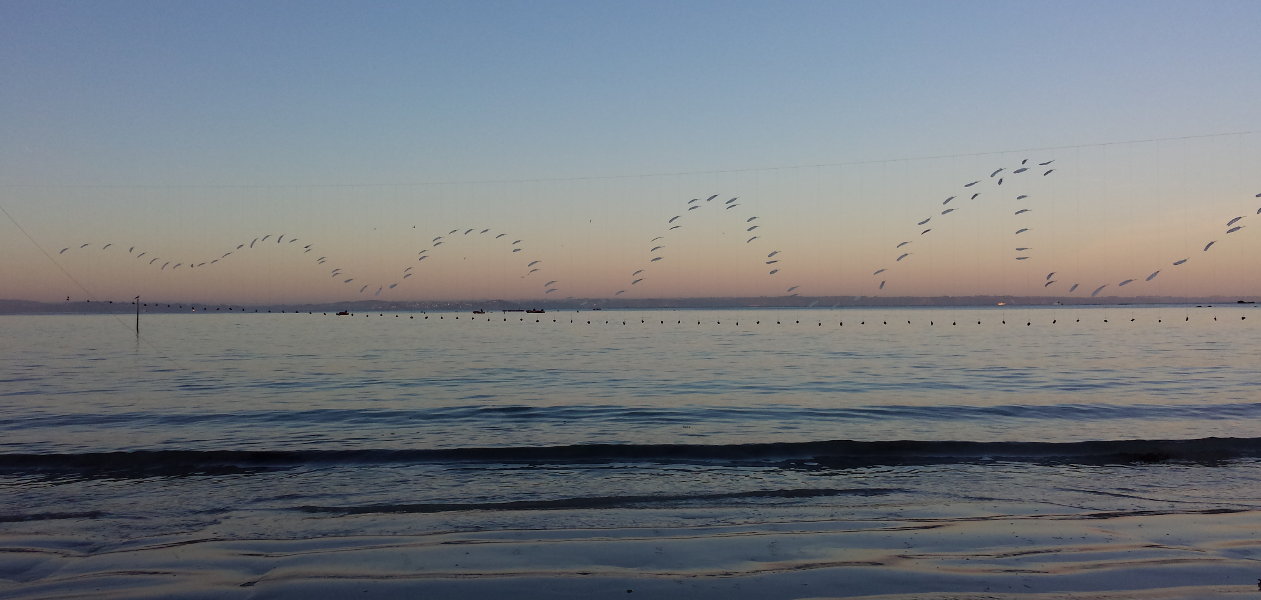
336, 311, 350, 316
472, 310, 486, 314
526, 309, 545, 314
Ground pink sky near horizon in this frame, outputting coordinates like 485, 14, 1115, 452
5, 138, 1260, 304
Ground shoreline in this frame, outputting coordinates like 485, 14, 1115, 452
4, 507, 1260, 599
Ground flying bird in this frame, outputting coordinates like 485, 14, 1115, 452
1015, 209, 1031, 215
768, 251, 779, 257
1227, 226, 1244, 233
1069, 283, 1079, 293
964, 181, 979, 187
897, 253, 910, 261
921, 228, 932, 235
943, 196, 955, 205
1204, 241, 1216, 251
747, 236, 759, 243
1017, 195, 1029, 200
918, 217, 932, 226
990, 168, 1003, 177
669, 216, 681, 223
1015, 228, 1030, 234
1146, 271, 1160, 281
528, 260, 541, 266
1043, 169, 1055, 176
650, 257, 662, 262
1173, 258, 1188, 265
941, 208, 955, 215
873, 268, 886, 275
896, 241, 910, 248
1227, 216, 1243, 226
1118, 279, 1134, 287
632, 269, 644, 276
747, 217, 758, 222
769, 269, 779, 275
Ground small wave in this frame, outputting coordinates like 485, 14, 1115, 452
0, 510, 105, 523
2, 437, 1260, 478
6, 402, 1261, 431
297, 487, 899, 515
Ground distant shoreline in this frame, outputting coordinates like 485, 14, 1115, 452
1, 296, 1256, 315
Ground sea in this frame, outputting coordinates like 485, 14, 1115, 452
3, 305, 1261, 597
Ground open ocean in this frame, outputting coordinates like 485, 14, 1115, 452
4, 305, 1261, 598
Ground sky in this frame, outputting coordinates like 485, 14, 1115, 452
3, 0, 1260, 303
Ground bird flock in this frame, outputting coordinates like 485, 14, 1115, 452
613, 193, 800, 297
871, 158, 1261, 297
52, 167, 1260, 300
57, 226, 559, 298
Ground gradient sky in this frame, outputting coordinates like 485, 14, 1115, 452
3, 0, 1260, 303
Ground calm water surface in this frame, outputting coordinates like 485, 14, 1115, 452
2, 305, 1261, 542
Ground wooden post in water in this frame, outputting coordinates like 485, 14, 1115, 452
135, 295, 140, 336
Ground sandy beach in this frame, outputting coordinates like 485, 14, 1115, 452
5, 503, 1260, 599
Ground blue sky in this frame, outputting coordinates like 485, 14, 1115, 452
3, 1, 1260, 302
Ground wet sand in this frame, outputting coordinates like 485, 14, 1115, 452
4, 507, 1260, 599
